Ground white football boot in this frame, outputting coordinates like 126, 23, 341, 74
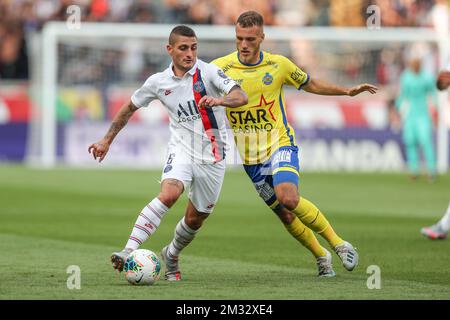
334, 241, 359, 271
161, 245, 181, 281
421, 223, 448, 240
316, 248, 336, 277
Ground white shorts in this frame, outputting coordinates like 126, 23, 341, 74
161, 151, 225, 214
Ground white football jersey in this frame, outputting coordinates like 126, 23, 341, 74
131, 59, 238, 163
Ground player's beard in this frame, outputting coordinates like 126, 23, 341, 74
239, 48, 259, 64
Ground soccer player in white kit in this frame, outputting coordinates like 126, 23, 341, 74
421, 65, 450, 240
88, 26, 247, 280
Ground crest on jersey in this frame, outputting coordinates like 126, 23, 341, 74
262, 72, 273, 85
193, 81, 205, 92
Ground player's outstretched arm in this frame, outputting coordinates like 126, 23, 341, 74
303, 78, 378, 96
437, 71, 450, 91
88, 100, 138, 163
198, 86, 248, 109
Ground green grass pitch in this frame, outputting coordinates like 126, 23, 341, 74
1, 164, 449, 300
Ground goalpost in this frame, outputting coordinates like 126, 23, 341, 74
31, 22, 449, 173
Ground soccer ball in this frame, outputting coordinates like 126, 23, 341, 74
124, 249, 161, 285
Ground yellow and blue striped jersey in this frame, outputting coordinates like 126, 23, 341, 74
212, 51, 310, 165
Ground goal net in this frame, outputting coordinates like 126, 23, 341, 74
28, 23, 449, 172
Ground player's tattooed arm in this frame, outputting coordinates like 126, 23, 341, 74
198, 86, 248, 108
303, 78, 378, 96
88, 100, 138, 163
103, 100, 138, 144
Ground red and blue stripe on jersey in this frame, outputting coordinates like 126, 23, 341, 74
192, 68, 224, 162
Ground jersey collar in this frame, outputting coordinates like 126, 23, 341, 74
168, 59, 198, 78
237, 51, 263, 66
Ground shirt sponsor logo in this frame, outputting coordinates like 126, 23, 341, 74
222, 63, 234, 73
217, 69, 228, 79
228, 94, 276, 133
177, 100, 201, 123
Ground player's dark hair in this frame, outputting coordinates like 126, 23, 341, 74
169, 25, 197, 45
236, 11, 264, 27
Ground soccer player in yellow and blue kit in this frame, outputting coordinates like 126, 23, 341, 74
211, 11, 378, 277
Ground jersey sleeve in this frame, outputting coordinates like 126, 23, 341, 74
205, 62, 239, 95
279, 56, 310, 90
131, 75, 158, 108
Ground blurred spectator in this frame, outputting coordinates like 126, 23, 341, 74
374, 0, 437, 27
186, 0, 213, 24
376, 48, 403, 86
128, 0, 156, 23
274, 0, 313, 27
387, 96, 402, 132
212, 0, 276, 25
19, 1, 40, 32
308, 0, 330, 26
428, 0, 449, 32
161, 0, 189, 23
108, 0, 133, 22
0, 0, 445, 81
329, 0, 366, 26
87, 0, 109, 22
0, 19, 28, 79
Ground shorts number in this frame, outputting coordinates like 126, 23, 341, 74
166, 153, 175, 164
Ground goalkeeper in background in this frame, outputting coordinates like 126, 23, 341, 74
212, 11, 377, 277
421, 66, 450, 240
395, 57, 438, 181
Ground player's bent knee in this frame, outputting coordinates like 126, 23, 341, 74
157, 193, 181, 208
276, 194, 299, 211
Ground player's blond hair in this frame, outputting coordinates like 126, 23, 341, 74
236, 11, 264, 27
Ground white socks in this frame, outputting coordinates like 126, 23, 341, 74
126, 198, 169, 250
438, 201, 450, 232
167, 217, 198, 257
